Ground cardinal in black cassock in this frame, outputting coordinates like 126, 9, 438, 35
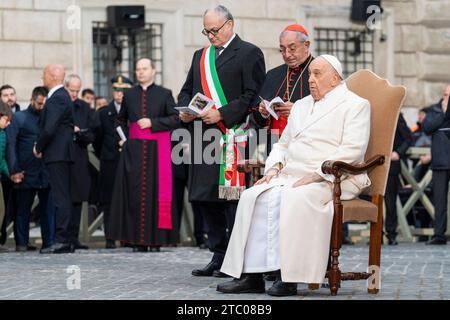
252, 24, 313, 153
109, 59, 179, 251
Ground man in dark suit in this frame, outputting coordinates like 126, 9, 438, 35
34, 64, 75, 254
7, 86, 55, 252
178, 5, 265, 277
422, 85, 450, 245
64, 74, 96, 250
384, 113, 413, 245
93, 75, 132, 249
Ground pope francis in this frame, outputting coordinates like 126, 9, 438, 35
217, 55, 372, 296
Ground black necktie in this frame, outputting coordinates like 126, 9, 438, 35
215, 46, 224, 60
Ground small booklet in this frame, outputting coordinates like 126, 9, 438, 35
259, 96, 285, 120
175, 92, 215, 116
116, 126, 127, 141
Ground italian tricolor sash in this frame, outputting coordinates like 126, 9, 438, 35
200, 45, 247, 200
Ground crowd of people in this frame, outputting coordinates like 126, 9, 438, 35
0, 4, 448, 296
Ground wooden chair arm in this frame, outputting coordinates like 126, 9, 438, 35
321, 155, 385, 177
237, 160, 265, 186
237, 160, 265, 173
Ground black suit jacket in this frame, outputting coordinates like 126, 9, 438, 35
422, 100, 450, 170
35, 86, 74, 164
94, 101, 124, 161
177, 35, 266, 202
390, 113, 413, 175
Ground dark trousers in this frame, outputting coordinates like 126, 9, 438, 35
47, 162, 72, 244
68, 202, 82, 244
385, 174, 400, 238
14, 188, 55, 248
191, 201, 237, 264
432, 170, 450, 239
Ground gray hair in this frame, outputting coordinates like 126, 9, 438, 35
64, 74, 81, 86
204, 5, 234, 22
279, 30, 309, 43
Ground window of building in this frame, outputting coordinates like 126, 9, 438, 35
92, 22, 163, 98
314, 28, 374, 78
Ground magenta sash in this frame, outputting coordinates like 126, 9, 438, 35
129, 122, 172, 229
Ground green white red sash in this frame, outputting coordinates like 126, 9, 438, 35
200, 45, 247, 200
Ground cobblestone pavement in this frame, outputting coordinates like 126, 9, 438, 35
0, 243, 449, 300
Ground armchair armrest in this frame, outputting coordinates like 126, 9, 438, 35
321, 155, 385, 177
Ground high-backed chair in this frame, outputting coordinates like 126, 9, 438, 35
238, 69, 406, 295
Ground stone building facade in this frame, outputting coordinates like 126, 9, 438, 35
0, 0, 449, 122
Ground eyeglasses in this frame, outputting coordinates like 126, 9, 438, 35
279, 43, 305, 55
202, 20, 230, 37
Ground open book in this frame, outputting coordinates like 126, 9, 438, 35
175, 92, 215, 116
259, 96, 285, 120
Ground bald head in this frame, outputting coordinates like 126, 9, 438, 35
308, 57, 342, 101
43, 64, 65, 89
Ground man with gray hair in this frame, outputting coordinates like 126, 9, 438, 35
217, 55, 371, 296
64, 74, 95, 250
178, 5, 265, 277
253, 24, 313, 142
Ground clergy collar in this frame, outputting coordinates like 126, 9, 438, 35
140, 82, 154, 91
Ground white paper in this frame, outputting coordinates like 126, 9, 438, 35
116, 126, 127, 141
260, 96, 285, 120
176, 92, 215, 116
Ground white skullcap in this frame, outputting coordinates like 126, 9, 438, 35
319, 54, 343, 79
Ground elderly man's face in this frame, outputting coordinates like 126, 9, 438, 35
65, 78, 81, 102
308, 58, 340, 101
1, 88, 16, 107
279, 31, 310, 68
203, 12, 233, 48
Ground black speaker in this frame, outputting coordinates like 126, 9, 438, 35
107, 6, 145, 29
350, 0, 381, 22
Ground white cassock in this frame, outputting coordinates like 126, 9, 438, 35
221, 83, 372, 284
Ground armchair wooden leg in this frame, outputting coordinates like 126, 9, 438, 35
308, 283, 320, 290
328, 178, 343, 296
368, 195, 383, 294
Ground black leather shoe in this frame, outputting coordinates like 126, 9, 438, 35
387, 238, 398, 245
216, 274, 265, 294
267, 280, 297, 296
42, 243, 74, 254
213, 270, 231, 278
192, 261, 221, 277
198, 243, 208, 250
16, 244, 38, 252
263, 270, 280, 282
149, 245, 161, 252
426, 237, 447, 245
73, 241, 89, 250
133, 245, 148, 252
105, 240, 116, 249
